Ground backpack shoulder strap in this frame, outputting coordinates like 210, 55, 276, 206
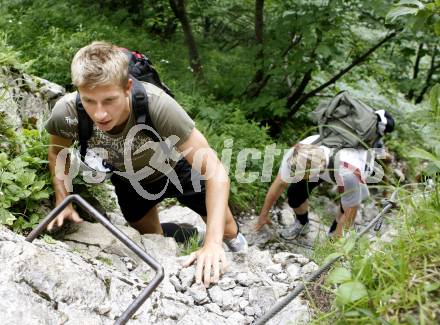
76, 93, 93, 160
131, 77, 160, 140
312, 137, 338, 183
327, 153, 337, 183
75, 78, 161, 160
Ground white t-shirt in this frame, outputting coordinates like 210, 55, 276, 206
279, 135, 371, 207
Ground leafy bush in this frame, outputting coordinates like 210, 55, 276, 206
0, 122, 52, 233
0, 32, 31, 71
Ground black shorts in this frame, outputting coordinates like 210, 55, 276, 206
287, 179, 322, 209
110, 158, 207, 222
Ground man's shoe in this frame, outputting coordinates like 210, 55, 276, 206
281, 219, 310, 240
224, 232, 248, 253
327, 220, 338, 241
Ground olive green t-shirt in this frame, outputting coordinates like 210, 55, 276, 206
44, 82, 195, 183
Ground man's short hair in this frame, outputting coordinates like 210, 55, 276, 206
71, 41, 129, 89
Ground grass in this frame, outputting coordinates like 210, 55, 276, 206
178, 231, 202, 257
96, 255, 113, 266
310, 183, 440, 324
41, 234, 56, 245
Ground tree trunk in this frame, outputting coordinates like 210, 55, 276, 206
127, 0, 145, 26
285, 31, 322, 107
286, 69, 313, 108
287, 31, 398, 118
244, 0, 265, 98
147, 0, 177, 39
169, 0, 204, 80
415, 46, 438, 104
407, 43, 424, 100
203, 17, 211, 39
254, 0, 265, 83
243, 34, 301, 99
163, 17, 178, 39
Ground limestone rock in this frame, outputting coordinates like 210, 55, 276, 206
286, 264, 301, 280
301, 261, 319, 276
178, 265, 196, 290
218, 276, 236, 290
187, 283, 208, 304
158, 206, 206, 232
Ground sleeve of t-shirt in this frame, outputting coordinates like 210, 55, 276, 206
279, 148, 294, 182
44, 92, 79, 139
148, 86, 195, 147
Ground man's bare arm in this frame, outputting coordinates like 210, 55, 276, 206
178, 128, 229, 246
179, 128, 229, 287
47, 135, 83, 231
255, 174, 288, 231
48, 135, 73, 203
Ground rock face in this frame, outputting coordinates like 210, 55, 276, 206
0, 68, 65, 131
0, 209, 312, 324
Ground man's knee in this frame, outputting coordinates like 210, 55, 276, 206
287, 180, 313, 209
129, 206, 163, 235
288, 194, 305, 209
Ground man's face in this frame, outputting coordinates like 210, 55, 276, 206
79, 80, 132, 132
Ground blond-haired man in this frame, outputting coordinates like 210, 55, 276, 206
255, 134, 372, 238
45, 41, 247, 287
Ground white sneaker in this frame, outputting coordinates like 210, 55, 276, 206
224, 232, 248, 253
281, 219, 310, 240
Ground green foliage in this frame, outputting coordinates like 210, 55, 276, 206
0, 114, 52, 233
42, 234, 57, 244
96, 255, 113, 266
389, 84, 440, 178
410, 147, 440, 176
313, 186, 440, 324
327, 267, 352, 285
430, 83, 440, 119
0, 32, 32, 71
178, 232, 202, 257
387, 0, 440, 35
335, 281, 368, 307
0, 0, 171, 86
386, 0, 425, 23
239, 0, 397, 121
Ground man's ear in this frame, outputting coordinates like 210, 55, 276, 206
125, 78, 133, 96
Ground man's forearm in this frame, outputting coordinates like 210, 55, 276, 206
48, 151, 70, 204
260, 193, 276, 219
260, 176, 286, 219
204, 166, 230, 245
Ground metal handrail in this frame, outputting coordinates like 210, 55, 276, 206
25, 194, 164, 325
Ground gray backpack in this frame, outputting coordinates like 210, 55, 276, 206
310, 91, 381, 148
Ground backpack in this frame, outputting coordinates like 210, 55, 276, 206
75, 48, 173, 161
310, 91, 382, 149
